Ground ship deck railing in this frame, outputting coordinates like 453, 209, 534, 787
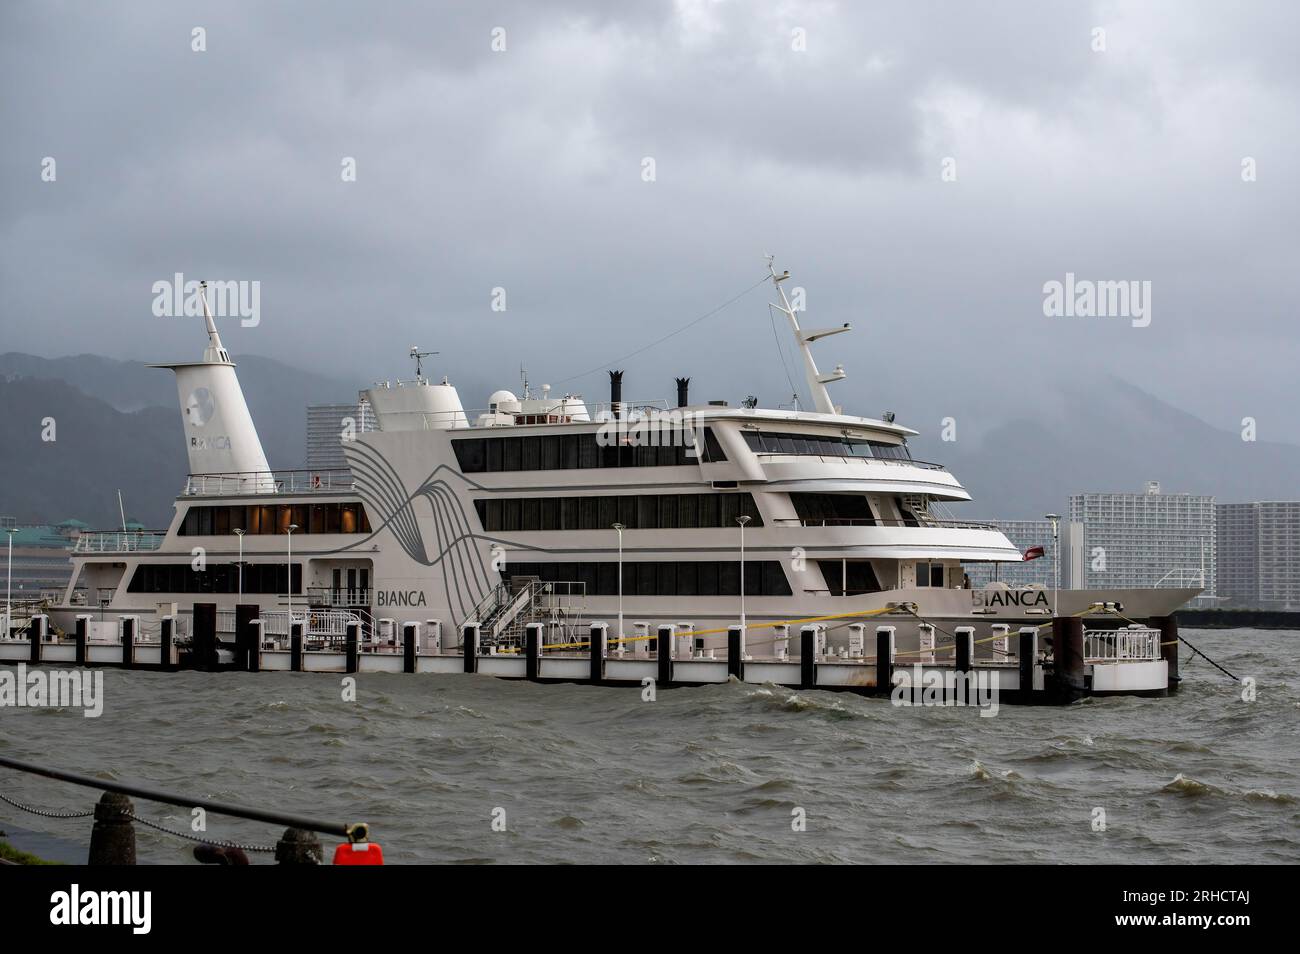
72, 530, 167, 553
773, 517, 1000, 530
183, 469, 355, 496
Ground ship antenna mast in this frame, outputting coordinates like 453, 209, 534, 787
409, 346, 438, 382
766, 256, 850, 415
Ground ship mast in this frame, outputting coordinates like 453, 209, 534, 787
766, 257, 850, 415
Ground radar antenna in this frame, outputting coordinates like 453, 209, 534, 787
409, 346, 439, 381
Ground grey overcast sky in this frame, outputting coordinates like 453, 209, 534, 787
2, 1, 1297, 439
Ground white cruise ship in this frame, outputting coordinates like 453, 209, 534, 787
49, 265, 1199, 652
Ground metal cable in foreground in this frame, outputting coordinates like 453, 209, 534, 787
125, 812, 275, 854
0, 790, 94, 819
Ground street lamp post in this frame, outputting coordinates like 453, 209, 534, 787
1045, 513, 1060, 617
5, 528, 17, 636
612, 523, 625, 647
736, 515, 752, 651
286, 523, 298, 622
233, 529, 245, 604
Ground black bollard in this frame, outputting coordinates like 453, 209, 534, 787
274, 827, 322, 865
29, 615, 43, 663
87, 792, 136, 865
800, 625, 817, 689
75, 616, 88, 666
1152, 615, 1180, 695
589, 623, 605, 683
657, 625, 673, 686
954, 626, 974, 706
727, 625, 744, 680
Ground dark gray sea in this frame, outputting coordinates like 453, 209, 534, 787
1, 627, 1297, 864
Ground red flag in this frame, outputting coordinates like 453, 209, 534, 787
1022, 545, 1045, 562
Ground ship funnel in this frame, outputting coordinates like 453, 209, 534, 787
149, 282, 273, 491
609, 369, 624, 419
675, 377, 690, 408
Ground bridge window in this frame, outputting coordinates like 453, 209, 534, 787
743, 431, 911, 460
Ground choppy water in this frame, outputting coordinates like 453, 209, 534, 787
1, 627, 1297, 864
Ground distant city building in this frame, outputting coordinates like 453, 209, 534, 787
3, 520, 80, 600
964, 519, 1058, 589
1217, 501, 1300, 609
306, 399, 375, 472
0, 515, 16, 530
1064, 481, 1216, 599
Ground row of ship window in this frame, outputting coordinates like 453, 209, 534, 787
452, 429, 727, 473
474, 493, 763, 532
742, 431, 913, 460
128, 563, 302, 594
505, 561, 792, 597
179, 503, 372, 536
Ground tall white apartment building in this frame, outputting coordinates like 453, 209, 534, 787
963, 519, 1058, 589
1065, 481, 1215, 597
1217, 501, 1300, 609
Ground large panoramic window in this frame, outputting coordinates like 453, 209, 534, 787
790, 493, 876, 525
452, 428, 727, 473
504, 560, 792, 597
816, 559, 883, 596
742, 431, 911, 461
127, 563, 302, 594
474, 493, 762, 531
179, 503, 371, 536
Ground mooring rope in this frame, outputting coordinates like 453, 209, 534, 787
1101, 608, 1240, 683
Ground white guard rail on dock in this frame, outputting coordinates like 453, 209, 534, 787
1083, 626, 1160, 662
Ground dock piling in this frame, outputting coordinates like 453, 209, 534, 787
657, 624, 674, 685
74, 615, 90, 666
589, 622, 606, 683
1049, 616, 1086, 703
29, 613, 45, 663
160, 616, 173, 669
402, 622, 419, 673
290, 621, 304, 672
875, 625, 895, 694
727, 625, 744, 679
120, 616, 136, 668
525, 622, 543, 681
1154, 615, 1179, 694
1018, 626, 1039, 698
236, 603, 259, 672
799, 625, 817, 689
193, 602, 218, 671
345, 621, 360, 674
463, 623, 479, 673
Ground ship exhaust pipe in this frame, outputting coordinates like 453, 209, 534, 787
676, 377, 690, 408
609, 369, 624, 419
